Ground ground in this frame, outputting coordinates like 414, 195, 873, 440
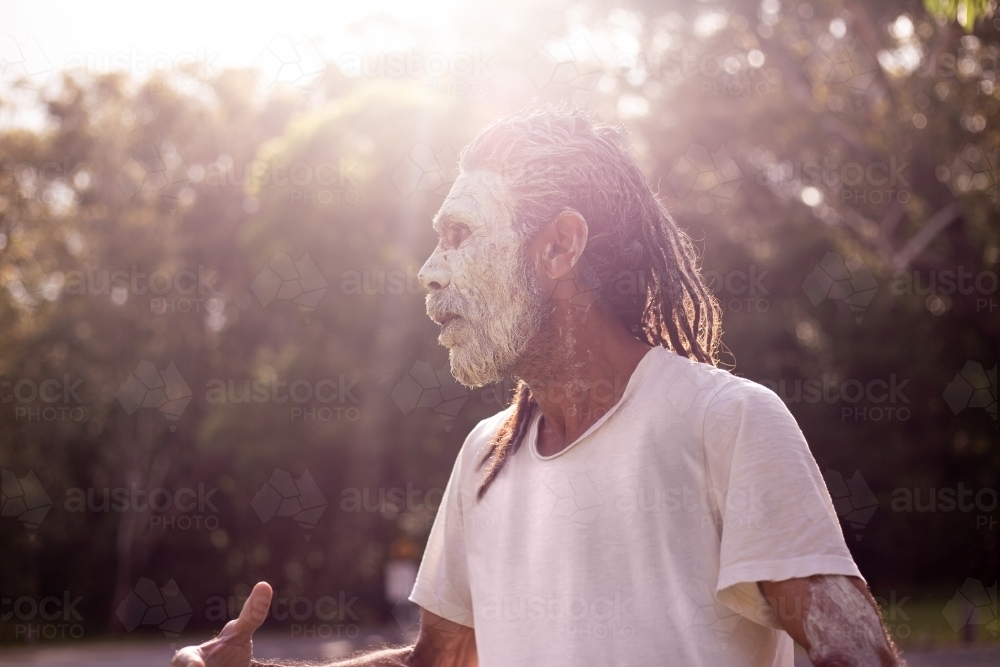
0, 635, 997, 666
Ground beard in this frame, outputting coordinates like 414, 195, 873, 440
427, 246, 550, 388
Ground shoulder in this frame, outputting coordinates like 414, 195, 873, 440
707, 369, 788, 414
644, 350, 794, 432
650, 349, 784, 409
465, 406, 512, 446
455, 405, 514, 471
643, 348, 760, 410
697, 369, 805, 451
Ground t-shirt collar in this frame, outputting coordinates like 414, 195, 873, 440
527, 345, 662, 461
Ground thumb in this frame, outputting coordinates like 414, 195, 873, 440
232, 581, 272, 635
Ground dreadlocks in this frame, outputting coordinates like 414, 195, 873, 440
462, 107, 723, 501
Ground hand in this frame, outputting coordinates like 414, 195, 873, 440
172, 581, 273, 667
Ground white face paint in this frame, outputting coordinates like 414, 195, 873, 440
419, 170, 549, 388
803, 576, 888, 666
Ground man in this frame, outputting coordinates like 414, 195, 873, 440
173, 108, 901, 667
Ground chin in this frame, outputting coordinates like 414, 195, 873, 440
448, 347, 504, 389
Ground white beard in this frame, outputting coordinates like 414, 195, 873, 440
431, 247, 550, 388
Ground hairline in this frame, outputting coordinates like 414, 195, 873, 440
434, 168, 524, 238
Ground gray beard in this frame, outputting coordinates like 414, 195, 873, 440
444, 252, 551, 388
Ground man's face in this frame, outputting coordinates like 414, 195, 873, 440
418, 170, 549, 387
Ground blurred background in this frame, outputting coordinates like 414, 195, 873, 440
0, 0, 997, 663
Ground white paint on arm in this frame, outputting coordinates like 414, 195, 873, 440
803, 576, 898, 666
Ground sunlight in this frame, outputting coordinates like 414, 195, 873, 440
0, 0, 465, 76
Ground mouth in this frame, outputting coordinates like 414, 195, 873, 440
436, 313, 460, 328
430, 312, 463, 340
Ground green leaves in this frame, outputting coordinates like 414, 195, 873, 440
925, 0, 995, 31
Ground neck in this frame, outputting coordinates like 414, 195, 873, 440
514, 306, 652, 456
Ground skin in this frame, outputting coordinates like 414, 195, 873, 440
760, 576, 902, 667
171, 170, 902, 667
170, 581, 476, 667
419, 170, 651, 452
420, 170, 551, 389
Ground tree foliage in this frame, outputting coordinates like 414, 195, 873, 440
0, 0, 996, 643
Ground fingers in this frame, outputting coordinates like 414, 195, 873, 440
232, 581, 273, 636
171, 646, 206, 667
171, 582, 270, 666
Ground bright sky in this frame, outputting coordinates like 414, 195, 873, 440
0, 0, 467, 77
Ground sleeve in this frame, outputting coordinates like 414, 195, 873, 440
703, 379, 864, 629
407, 425, 483, 628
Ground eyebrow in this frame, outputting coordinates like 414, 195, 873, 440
432, 211, 472, 234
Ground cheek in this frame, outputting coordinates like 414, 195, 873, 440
449, 241, 494, 289
443, 250, 469, 287
444, 228, 522, 291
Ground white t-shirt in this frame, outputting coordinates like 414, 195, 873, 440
409, 346, 861, 667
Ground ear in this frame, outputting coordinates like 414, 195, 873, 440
535, 209, 589, 280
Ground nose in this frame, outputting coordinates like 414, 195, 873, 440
418, 250, 450, 292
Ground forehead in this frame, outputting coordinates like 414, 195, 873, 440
433, 170, 513, 231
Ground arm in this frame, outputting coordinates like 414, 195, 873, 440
759, 575, 903, 667
171, 582, 477, 667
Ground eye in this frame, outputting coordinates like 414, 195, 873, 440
444, 223, 471, 248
